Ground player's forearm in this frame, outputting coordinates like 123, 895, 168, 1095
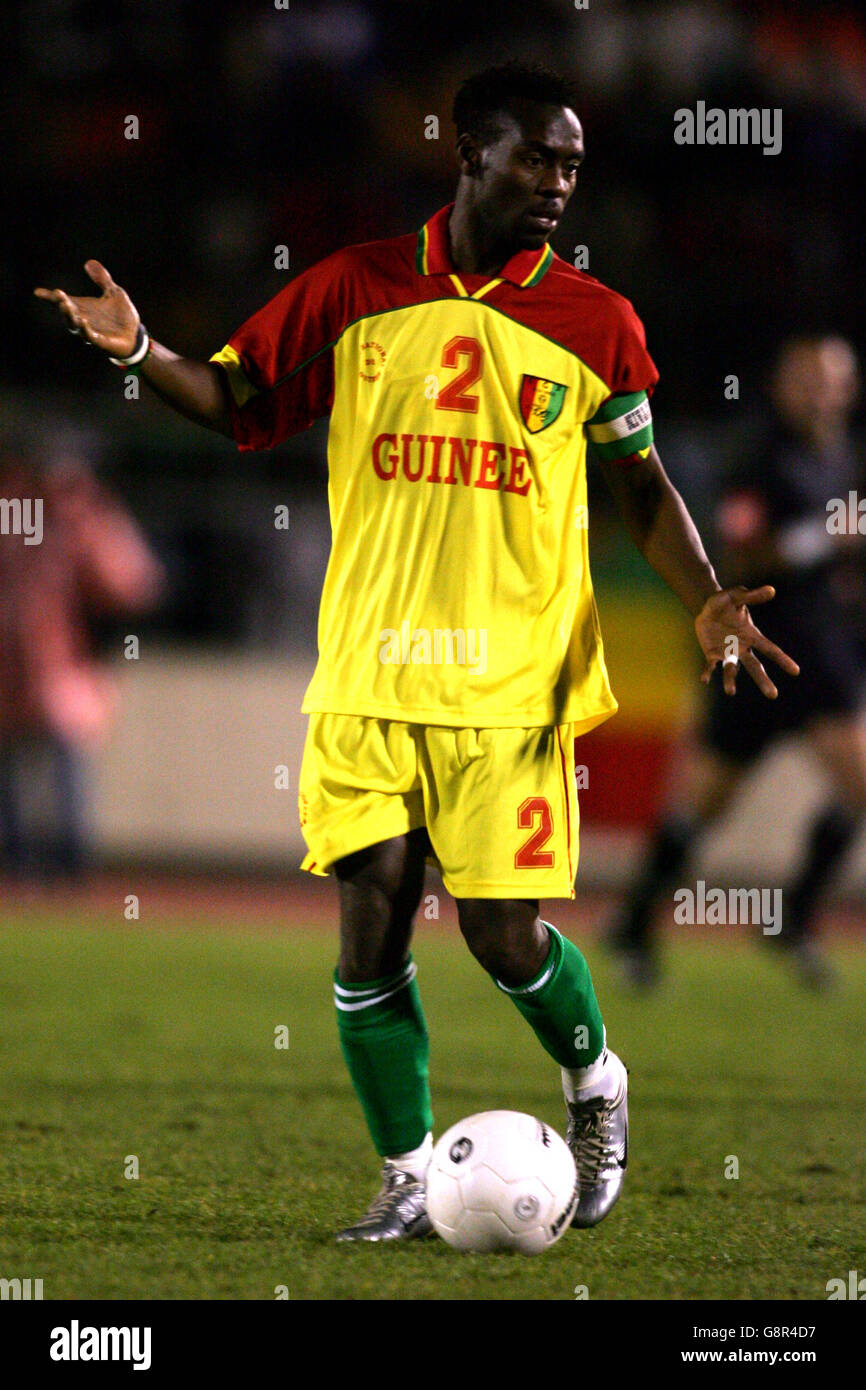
139, 342, 234, 437
600, 449, 721, 616
640, 484, 723, 617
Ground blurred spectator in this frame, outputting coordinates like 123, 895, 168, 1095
0, 449, 164, 877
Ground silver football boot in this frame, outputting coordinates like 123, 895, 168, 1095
566, 1050, 628, 1228
336, 1161, 433, 1243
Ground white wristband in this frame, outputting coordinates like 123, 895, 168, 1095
109, 325, 150, 367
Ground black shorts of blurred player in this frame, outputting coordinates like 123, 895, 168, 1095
608, 574, 866, 989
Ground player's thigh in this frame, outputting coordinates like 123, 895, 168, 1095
335, 826, 431, 981
806, 714, 866, 813
455, 897, 549, 985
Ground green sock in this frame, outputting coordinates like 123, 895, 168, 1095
334, 958, 433, 1157
494, 924, 605, 1068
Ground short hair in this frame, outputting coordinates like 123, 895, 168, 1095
453, 62, 580, 147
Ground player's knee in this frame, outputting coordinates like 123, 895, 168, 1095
458, 902, 547, 983
337, 941, 408, 984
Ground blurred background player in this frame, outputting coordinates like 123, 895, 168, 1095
608, 336, 866, 988
0, 445, 164, 879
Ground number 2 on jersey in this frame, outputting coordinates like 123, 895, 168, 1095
435, 335, 483, 414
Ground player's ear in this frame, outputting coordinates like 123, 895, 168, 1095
456, 133, 483, 177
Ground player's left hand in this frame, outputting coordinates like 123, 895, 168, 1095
695, 585, 800, 698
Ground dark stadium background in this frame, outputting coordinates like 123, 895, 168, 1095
2, 0, 866, 1315
2, 0, 866, 880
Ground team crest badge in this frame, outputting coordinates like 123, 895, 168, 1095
520, 376, 567, 433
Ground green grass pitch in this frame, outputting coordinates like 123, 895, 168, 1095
1, 902, 864, 1300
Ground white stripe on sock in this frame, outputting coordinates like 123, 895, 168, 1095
333, 962, 417, 1012
333, 961, 414, 1001
495, 923, 560, 996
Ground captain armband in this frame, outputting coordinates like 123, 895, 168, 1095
585, 391, 653, 463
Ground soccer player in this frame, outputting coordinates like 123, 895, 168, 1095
608, 335, 864, 989
35, 63, 798, 1241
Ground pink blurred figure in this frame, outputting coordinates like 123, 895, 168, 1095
0, 451, 164, 877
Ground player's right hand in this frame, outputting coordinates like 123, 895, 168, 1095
34, 260, 140, 358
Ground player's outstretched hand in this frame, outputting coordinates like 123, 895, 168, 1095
34, 260, 140, 359
695, 585, 800, 698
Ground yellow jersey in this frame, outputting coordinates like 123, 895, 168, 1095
211, 203, 658, 730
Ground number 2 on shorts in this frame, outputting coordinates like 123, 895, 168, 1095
514, 796, 555, 868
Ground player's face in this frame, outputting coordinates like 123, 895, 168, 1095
474, 102, 584, 251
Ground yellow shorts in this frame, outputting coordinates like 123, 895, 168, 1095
298, 713, 580, 899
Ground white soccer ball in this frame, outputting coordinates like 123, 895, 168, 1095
426, 1110, 577, 1255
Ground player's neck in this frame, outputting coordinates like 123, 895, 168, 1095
447, 201, 517, 278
